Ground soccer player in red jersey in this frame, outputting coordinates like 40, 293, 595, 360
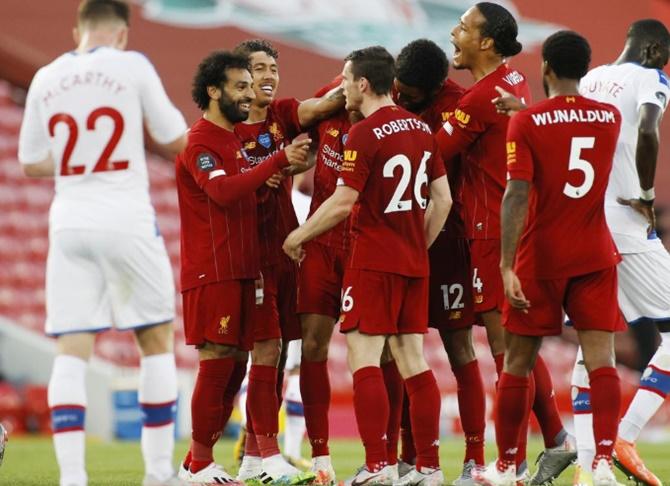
174, 50, 310, 484
231, 39, 345, 482
284, 46, 452, 486
395, 38, 487, 483
436, 3, 574, 481
473, 31, 625, 486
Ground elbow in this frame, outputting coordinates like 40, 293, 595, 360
638, 126, 658, 141
162, 133, 188, 156
23, 164, 45, 178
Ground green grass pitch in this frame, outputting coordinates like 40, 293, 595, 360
1, 436, 669, 485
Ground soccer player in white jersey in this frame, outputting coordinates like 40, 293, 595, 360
17, 2, 187, 485
571, 19, 670, 486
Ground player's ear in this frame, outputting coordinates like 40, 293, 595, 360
480, 36, 494, 52
541, 60, 551, 77
72, 26, 80, 46
116, 26, 129, 50
207, 85, 222, 101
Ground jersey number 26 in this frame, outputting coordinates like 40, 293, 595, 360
383, 151, 431, 213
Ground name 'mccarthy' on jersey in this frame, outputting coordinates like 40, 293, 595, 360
18, 47, 186, 237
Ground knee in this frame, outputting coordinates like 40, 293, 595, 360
252, 339, 281, 366
442, 331, 476, 368
503, 352, 533, 377
135, 323, 173, 356
302, 334, 328, 362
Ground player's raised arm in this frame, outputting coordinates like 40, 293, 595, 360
296, 84, 346, 128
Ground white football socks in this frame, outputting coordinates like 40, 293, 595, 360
571, 347, 595, 471
283, 373, 306, 459
139, 353, 178, 481
48, 355, 88, 486
619, 332, 670, 442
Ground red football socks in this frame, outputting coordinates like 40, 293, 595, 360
300, 359, 331, 457
382, 360, 404, 465
405, 370, 441, 471
247, 364, 281, 458
220, 358, 247, 432
353, 366, 389, 469
453, 360, 486, 465
245, 400, 261, 457
190, 358, 235, 471
516, 372, 535, 468
495, 372, 530, 470
532, 355, 566, 448
589, 367, 621, 465
400, 390, 416, 465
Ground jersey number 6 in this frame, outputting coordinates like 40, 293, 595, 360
48, 107, 129, 176
383, 151, 431, 213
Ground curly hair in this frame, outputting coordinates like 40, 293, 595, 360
395, 39, 449, 94
476, 2, 522, 57
191, 51, 250, 111
234, 39, 279, 60
542, 30, 591, 80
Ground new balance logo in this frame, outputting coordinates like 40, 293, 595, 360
505, 447, 518, 455
598, 439, 613, 447
432, 439, 440, 446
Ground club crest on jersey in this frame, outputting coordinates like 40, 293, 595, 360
269, 122, 284, 142
258, 133, 272, 149
218, 315, 231, 334
197, 153, 216, 171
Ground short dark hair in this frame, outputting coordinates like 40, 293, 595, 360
542, 30, 591, 80
627, 19, 670, 49
191, 51, 250, 111
234, 39, 279, 60
476, 2, 522, 57
78, 0, 129, 27
345, 46, 395, 95
395, 39, 449, 94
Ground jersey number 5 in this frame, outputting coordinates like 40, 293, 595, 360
563, 136, 595, 199
48, 107, 128, 176
383, 151, 430, 213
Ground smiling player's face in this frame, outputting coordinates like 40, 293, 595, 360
249, 51, 279, 108
219, 68, 255, 123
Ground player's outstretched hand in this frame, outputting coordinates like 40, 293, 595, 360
283, 229, 306, 263
265, 171, 285, 188
492, 86, 527, 116
501, 267, 530, 312
284, 138, 312, 167
617, 197, 656, 236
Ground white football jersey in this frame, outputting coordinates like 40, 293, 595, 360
18, 47, 186, 236
580, 63, 669, 253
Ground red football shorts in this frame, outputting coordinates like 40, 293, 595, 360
470, 239, 504, 314
182, 279, 255, 350
252, 259, 301, 342
297, 241, 348, 319
428, 232, 475, 331
503, 266, 626, 337
339, 268, 428, 335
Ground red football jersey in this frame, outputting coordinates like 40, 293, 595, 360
507, 95, 622, 279
176, 118, 259, 290
340, 105, 446, 277
234, 98, 302, 266
420, 79, 466, 239
308, 109, 352, 250
436, 63, 531, 240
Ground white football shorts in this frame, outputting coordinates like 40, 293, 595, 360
46, 229, 175, 335
618, 239, 670, 324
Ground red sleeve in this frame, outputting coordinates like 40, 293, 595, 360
339, 124, 372, 193
435, 93, 489, 161
184, 143, 289, 207
505, 114, 533, 182
313, 75, 343, 97
273, 98, 303, 138
428, 139, 447, 181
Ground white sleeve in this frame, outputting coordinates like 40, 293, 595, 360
132, 52, 187, 144
636, 68, 670, 112
18, 70, 51, 165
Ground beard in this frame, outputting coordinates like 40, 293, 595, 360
219, 91, 250, 123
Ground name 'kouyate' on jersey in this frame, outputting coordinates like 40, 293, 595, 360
339, 105, 446, 277
18, 47, 186, 237
580, 63, 670, 253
